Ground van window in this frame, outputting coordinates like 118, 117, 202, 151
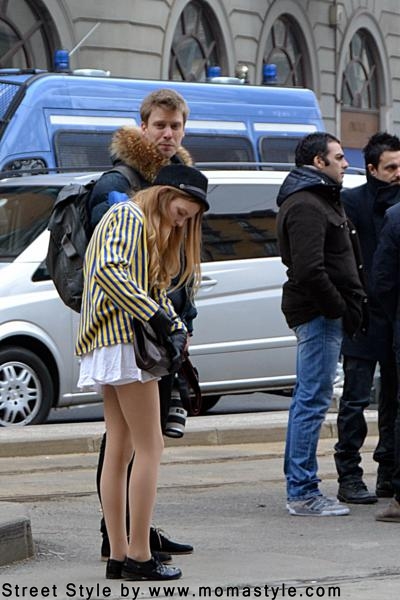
54, 131, 114, 170
0, 79, 22, 120
259, 137, 298, 165
184, 134, 255, 167
0, 186, 56, 259
202, 183, 279, 262
54, 130, 256, 171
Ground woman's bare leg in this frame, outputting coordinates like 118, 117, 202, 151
117, 379, 164, 562
100, 384, 133, 561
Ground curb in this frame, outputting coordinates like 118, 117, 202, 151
0, 502, 34, 567
0, 410, 379, 458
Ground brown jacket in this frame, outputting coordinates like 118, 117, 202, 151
277, 167, 368, 337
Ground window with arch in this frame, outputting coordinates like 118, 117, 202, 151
169, 1, 225, 82
341, 29, 380, 167
263, 16, 306, 86
341, 29, 378, 110
0, 0, 55, 70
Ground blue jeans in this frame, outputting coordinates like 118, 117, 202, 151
285, 316, 343, 501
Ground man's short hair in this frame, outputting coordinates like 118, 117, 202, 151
363, 131, 400, 169
295, 132, 341, 167
140, 88, 189, 124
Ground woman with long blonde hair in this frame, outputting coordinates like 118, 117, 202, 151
76, 164, 208, 581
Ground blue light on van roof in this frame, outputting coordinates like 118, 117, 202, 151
263, 63, 278, 85
206, 65, 244, 85
207, 65, 222, 79
54, 49, 70, 72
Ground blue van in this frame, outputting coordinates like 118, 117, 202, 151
0, 70, 324, 175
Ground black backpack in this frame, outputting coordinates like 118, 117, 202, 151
46, 165, 140, 313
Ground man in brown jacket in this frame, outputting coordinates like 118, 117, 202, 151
277, 132, 367, 517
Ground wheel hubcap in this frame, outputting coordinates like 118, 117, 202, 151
0, 362, 41, 426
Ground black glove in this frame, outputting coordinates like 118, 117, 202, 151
148, 308, 174, 345
167, 330, 187, 374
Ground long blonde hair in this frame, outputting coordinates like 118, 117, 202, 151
134, 186, 204, 295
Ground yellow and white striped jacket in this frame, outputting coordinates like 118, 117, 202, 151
75, 200, 185, 356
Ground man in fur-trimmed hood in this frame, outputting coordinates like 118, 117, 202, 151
88, 88, 193, 229
88, 88, 197, 563
110, 124, 192, 182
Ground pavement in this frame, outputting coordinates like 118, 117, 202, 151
0, 409, 380, 568
5, 409, 400, 600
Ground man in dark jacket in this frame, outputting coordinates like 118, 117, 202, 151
89, 88, 195, 559
277, 132, 367, 517
371, 202, 400, 522
334, 132, 400, 504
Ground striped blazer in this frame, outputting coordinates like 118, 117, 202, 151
75, 200, 185, 356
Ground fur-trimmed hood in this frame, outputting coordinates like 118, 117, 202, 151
110, 126, 193, 183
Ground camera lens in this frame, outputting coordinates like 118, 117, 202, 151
165, 406, 187, 438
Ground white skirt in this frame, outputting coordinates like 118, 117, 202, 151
78, 343, 158, 392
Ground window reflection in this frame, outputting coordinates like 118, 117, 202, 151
201, 184, 279, 262
0, 0, 53, 69
170, 0, 224, 81
0, 187, 56, 259
342, 30, 378, 110
264, 16, 305, 86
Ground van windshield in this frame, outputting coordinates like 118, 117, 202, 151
0, 186, 58, 260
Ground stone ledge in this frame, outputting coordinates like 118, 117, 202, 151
0, 503, 34, 566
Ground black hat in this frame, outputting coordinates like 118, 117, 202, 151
154, 164, 209, 211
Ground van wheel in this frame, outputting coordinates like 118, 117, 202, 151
0, 347, 54, 427
199, 395, 221, 414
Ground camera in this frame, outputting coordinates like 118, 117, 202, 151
164, 388, 187, 438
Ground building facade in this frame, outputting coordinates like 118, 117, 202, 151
2, 0, 400, 162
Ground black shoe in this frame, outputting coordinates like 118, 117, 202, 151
376, 479, 394, 498
106, 558, 124, 579
121, 556, 182, 581
150, 527, 193, 554
101, 526, 190, 560
337, 480, 378, 504
106, 551, 171, 578
154, 551, 172, 564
